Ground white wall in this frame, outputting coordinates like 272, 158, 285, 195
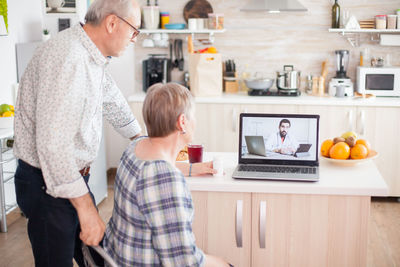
0, 0, 43, 105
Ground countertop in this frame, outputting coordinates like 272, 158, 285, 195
128, 92, 400, 107
186, 152, 388, 196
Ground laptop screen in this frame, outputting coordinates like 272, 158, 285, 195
239, 113, 320, 166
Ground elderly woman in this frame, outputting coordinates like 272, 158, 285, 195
104, 83, 230, 266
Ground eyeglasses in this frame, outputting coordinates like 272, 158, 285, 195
116, 15, 140, 41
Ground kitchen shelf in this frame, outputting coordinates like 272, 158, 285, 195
329, 28, 400, 47
140, 29, 226, 34
0, 134, 16, 233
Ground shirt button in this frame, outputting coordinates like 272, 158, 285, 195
41, 186, 45, 190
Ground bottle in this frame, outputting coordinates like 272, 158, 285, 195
331, 0, 340, 28
359, 51, 363, 66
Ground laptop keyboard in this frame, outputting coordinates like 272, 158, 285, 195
239, 165, 317, 174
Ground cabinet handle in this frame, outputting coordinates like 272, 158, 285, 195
358, 110, 365, 136
235, 200, 243, 248
259, 201, 266, 249
347, 109, 353, 131
232, 108, 237, 132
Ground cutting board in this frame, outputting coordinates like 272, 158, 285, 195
183, 0, 213, 22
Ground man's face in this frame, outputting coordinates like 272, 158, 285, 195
279, 122, 290, 137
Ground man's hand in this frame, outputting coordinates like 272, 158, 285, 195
70, 193, 105, 246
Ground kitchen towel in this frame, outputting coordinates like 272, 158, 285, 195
189, 53, 222, 96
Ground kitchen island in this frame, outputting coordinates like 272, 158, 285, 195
187, 152, 388, 267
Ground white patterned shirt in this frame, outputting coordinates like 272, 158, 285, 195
14, 24, 141, 198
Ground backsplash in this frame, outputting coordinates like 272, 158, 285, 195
132, 0, 400, 93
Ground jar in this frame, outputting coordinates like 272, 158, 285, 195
397, 9, 400, 28
208, 13, 224, 30
160, 12, 170, 29
387, 15, 396, 29
375, 15, 387, 29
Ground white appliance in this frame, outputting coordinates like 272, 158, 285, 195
357, 66, 400, 97
329, 50, 354, 97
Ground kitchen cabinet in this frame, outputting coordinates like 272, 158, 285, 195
191, 191, 370, 267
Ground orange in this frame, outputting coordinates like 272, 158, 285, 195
329, 142, 350, 160
321, 139, 334, 157
2, 111, 14, 117
356, 139, 371, 155
350, 144, 368, 159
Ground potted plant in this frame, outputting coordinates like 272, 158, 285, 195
42, 29, 50, 41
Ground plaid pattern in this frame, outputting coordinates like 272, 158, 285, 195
104, 137, 204, 266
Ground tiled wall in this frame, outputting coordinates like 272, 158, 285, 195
133, 0, 400, 93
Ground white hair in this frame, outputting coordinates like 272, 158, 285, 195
85, 0, 134, 25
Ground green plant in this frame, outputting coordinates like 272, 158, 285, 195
43, 29, 49, 35
0, 0, 8, 31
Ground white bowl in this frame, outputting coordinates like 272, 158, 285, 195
320, 150, 378, 166
0, 116, 14, 128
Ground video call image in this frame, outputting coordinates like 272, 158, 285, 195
241, 116, 318, 161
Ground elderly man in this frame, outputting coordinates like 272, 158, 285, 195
13, 0, 142, 266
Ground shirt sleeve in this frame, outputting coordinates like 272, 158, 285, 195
136, 162, 205, 267
264, 133, 277, 151
102, 71, 141, 138
35, 55, 88, 198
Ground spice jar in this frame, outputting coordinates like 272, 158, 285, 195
375, 15, 387, 29
208, 13, 224, 29
387, 15, 397, 29
160, 12, 170, 29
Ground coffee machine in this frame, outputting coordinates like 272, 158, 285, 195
328, 50, 354, 97
142, 54, 172, 92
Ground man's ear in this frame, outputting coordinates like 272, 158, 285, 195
104, 14, 118, 34
177, 114, 186, 132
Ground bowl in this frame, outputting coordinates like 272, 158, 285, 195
244, 78, 274, 90
321, 150, 378, 166
0, 116, 14, 129
164, 23, 186, 30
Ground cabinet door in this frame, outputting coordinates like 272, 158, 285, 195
357, 107, 400, 196
298, 105, 356, 142
191, 191, 252, 267
252, 193, 370, 267
194, 104, 240, 152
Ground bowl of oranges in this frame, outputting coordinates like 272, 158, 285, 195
320, 131, 378, 165
0, 104, 15, 129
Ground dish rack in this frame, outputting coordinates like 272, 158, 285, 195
0, 134, 17, 232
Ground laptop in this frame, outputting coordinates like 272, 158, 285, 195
245, 136, 267, 156
232, 113, 320, 182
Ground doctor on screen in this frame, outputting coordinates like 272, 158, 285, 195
265, 119, 299, 155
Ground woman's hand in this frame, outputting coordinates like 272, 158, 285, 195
191, 161, 217, 176
176, 161, 217, 177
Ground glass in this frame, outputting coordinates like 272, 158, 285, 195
116, 15, 140, 41
188, 144, 203, 163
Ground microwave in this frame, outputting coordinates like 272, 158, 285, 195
357, 66, 400, 97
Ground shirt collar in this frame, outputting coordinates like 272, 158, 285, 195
75, 23, 110, 66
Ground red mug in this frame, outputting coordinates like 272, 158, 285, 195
188, 144, 203, 163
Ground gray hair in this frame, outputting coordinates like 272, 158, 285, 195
143, 83, 194, 138
85, 0, 134, 25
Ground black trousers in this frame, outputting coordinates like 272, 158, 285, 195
14, 160, 94, 267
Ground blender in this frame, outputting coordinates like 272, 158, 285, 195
329, 50, 354, 97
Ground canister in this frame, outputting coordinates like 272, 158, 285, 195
160, 12, 170, 29
387, 15, 396, 29
375, 15, 387, 29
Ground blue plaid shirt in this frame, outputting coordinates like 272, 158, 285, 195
104, 137, 205, 266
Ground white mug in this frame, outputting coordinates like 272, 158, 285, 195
196, 19, 205, 30
213, 156, 224, 177
47, 0, 65, 8
188, 18, 197, 31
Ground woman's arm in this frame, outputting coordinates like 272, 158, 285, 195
176, 161, 217, 177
